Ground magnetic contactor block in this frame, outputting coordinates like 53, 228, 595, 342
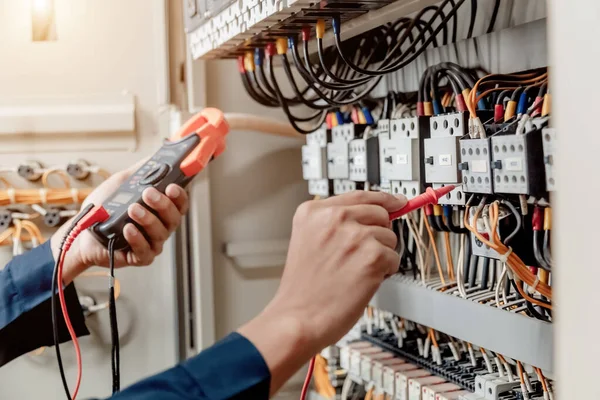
491, 129, 546, 196
542, 128, 556, 191
380, 117, 429, 199
459, 138, 493, 194
303, 128, 332, 197
349, 136, 380, 185
425, 112, 468, 205
327, 124, 365, 180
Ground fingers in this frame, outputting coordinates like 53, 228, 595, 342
332, 204, 390, 227
323, 190, 408, 212
142, 187, 182, 231
123, 223, 153, 265
127, 202, 169, 252
165, 184, 189, 214
365, 240, 401, 277
367, 225, 398, 249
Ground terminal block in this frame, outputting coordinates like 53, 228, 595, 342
491, 129, 546, 196
327, 124, 365, 180
308, 179, 331, 197
333, 179, 358, 195
424, 113, 468, 205
459, 138, 493, 194
541, 128, 556, 191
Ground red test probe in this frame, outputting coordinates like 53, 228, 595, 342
389, 185, 457, 221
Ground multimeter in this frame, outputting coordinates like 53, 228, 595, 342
90, 108, 229, 250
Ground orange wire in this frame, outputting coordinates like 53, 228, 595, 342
463, 202, 552, 303
443, 231, 454, 280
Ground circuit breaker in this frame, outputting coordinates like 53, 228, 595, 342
491, 129, 546, 196
459, 138, 493, 194
424, 112, 467, 205
542, 128, 556, 191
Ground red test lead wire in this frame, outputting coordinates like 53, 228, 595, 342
57, 205, 110, 400
389, 185, 457, 221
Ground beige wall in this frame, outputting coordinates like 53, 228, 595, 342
0, 1, 178, 398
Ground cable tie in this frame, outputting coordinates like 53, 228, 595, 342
39, 188, 48, 205
71, 188, 79, 204
498, 247, 513, 264
109, 276, 115, 288
7, 188, 16, 204
529, 277, 540, 294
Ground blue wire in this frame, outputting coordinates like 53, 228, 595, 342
361, 107, 374, 125
517, 91, 528, 115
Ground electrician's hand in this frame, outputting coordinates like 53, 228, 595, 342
51, 160, 189, 284
238, 191, 407, 395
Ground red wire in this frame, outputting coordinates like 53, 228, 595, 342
300, 356, 316, 400
58, 230, 83, 400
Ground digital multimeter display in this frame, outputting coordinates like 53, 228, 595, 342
111, 192, 135, 205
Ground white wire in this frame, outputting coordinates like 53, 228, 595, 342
456, 235, 467, 298
495, 265, 508, 309
341, 376, 353, 400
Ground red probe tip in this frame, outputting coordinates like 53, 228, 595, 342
389, 185, 457, 221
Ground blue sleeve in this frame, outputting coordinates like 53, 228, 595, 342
0, 241, 58, 328
108, 332, 271, 400
0, 241, 89, 366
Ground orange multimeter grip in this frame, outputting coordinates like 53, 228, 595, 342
179, 108, 229, 177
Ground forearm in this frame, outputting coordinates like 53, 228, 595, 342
238, 304, 319, 396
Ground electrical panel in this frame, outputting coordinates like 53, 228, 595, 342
231, 1, 558, 398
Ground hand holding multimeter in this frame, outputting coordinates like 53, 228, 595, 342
89, 108, 229, 249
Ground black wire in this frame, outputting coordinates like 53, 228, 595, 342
533, 230, 551, 271
487, 0, 501, 33
332, 0, 465, 76
267, 55, 327, 134
108, 237, 120, 393
543, 230, 552, 266
463, 234, 471, 284
467, 0, 477, 39
52, 204, 95, 400
468, 255, 478, 287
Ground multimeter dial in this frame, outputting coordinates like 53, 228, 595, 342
140, 163, 170, 186
91, 134, 200, 250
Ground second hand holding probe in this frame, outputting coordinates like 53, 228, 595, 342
388, 185, 457, 221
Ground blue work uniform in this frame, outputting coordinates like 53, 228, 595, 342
0, 242, 271, 399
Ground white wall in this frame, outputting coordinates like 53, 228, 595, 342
0, 1, 178, 398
